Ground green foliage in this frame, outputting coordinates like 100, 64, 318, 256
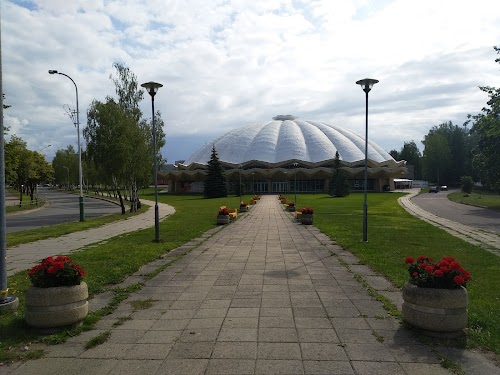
4, 135, 54, 198
51, 145, 78, 188
399, 141, 423, 179
468, 46, 500, 191
460, 176, 474, 194
204, 145, 227, 198
330, 151, 350, 197
85, 63, 165, 212
422, 128, 452, 184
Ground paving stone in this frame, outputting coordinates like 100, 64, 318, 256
344, 342, 397, 362
258, 328, 298, 342
106, 359, 163, 375
297, 329, 339, 343
255, 359, 304, 374
167, 341, 216, 359
206, 359, 256, 374
350, 361, 406, 375
218, 328, 258, 342
212, 342, 258, 359
300, 343, 349, 361
124, 343, 174, 359
245, 339, 293, 362
303, 360, 355, 375
154, 358, 209, 375
226, 307, 260, 318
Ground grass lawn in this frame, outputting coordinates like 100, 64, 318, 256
1, 191, 498, 362
295, 193, 500, 355
0, 193, 247, 362
448, 189, 500, 211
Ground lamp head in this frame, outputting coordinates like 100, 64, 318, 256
141, 81, 163, 97
356, 78, 379, 93
48, 70, 58, 74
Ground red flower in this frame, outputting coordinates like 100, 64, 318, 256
449, 262, 460, 270
433, 270, 444, 277
417, 255, 427, 262
454, 276, 465, 285
440, 266, 449, 273
412, 272, 418, 278
405, 257, 415, 264
425, 266, 434, 274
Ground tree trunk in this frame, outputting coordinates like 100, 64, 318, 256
117, 189, 125, 214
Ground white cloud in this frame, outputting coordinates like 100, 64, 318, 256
2, 0, 500, 163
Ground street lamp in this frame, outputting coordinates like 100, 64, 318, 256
356, 78, 379, 242
39, 144, 51, 153
238, 164, 242, 203
48, 70, 84, 222
252, 172, 255, 195
141, 81, 163, 242
293, 162, 298, 206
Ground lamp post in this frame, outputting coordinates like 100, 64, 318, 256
48, 70, 84, 222
356, 78, 379, 242
19, 185, 23, 208
238, 164, 242, 203
293, 162, 298, 206
252, 173, 255, 195
141, 81, 163, 242
39, 144, 51, 153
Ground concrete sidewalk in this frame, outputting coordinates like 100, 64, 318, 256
397, 189, 500, 256
5, 195, 497, 375
6, 199, 175, 276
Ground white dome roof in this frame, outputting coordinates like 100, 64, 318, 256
183, 115, 394, 166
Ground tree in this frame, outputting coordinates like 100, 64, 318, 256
4, 134, 25, 185
204, 145, 227, 198
330, 151, 350, 197
468, 47, 500, 191
4, 135, 53, 201
51, 146, 78, 188
399, 141, 423, 180
85, 63, 166, 212
422, 132, 452, 185
460, 176, 474, 194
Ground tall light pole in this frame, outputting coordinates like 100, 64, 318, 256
293, 162, 298, 206
1, 27, 19, 310
238, 164, 242, 203
356, 78, 378, 242
39, 144, 51, 153
141, 81, 163, 242
48, 70, 84, 222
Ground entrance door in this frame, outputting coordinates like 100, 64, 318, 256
272, 181, 289, 193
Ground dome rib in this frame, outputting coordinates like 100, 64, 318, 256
182, 116, 394, 166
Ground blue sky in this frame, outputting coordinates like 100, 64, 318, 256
2, 0, 500, 163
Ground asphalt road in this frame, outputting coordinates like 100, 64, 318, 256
411, 189, 500, 235
6, 188, 121, 233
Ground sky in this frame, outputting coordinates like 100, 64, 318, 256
2, 0, 500, 164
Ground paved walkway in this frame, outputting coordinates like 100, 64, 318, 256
397, 189, 500, 256
6, 199, 175, 276
4, 195, 493, 375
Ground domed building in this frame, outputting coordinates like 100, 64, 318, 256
163, 115, 406, 194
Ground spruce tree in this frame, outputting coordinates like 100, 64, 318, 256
330, 151, 350, 197
204, 145, 227, 198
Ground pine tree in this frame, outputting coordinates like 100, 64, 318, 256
330, 151, 350, 197
204, 145, 227, 198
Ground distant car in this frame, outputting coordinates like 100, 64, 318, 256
429, 186, 439, 193
441, 185, 448, 191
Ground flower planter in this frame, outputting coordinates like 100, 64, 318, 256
240, 206, 248, 212
301, 213, 313, 225
402, 282, 468, 337
25, 282, 89, 329
286, 205, 295, 212
217, 214, 230, 224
